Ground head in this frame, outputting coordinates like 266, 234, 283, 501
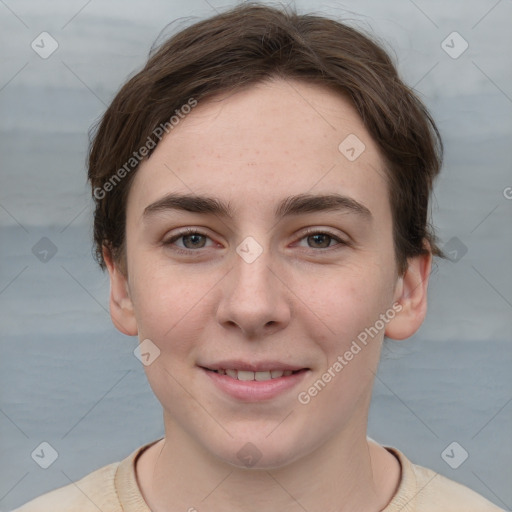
88, 3, 443, 468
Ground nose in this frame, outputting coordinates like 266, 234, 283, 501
215, 244, 292, 339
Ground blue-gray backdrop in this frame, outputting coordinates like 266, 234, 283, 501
1, 0, 511, 510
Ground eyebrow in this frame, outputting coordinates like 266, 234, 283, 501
143, 192, 372, 221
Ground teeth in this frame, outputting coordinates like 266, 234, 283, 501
255, 371, 272, 381
226, 369, 237, 379
237, 370, 255, 381
212, 369, 298, 380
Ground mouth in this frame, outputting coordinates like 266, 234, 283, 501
201, 367, 307, 381
199, 362, 310, 402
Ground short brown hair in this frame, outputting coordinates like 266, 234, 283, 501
88, 2, 443, 274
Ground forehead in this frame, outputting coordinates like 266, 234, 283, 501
128, 78, 389, 222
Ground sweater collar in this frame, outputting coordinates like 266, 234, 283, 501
114, 439, 416, 511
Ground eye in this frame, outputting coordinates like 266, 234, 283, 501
163, 228, 215, 252
296, 229, 347, 250
162, 228, 348, 255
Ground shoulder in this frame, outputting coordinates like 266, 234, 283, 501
12, 461, 121, 512
411, 463, 504, 511
385, 446, 505, 512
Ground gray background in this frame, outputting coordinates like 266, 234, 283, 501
1, 0, 511, 510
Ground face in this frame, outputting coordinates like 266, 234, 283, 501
107, 78, 430, 469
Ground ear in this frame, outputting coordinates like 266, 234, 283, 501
103, 245, 138, 336
385, 249, 432, 340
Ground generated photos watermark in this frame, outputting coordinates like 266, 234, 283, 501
297, 302, 403, 405
93, 97, 198, 200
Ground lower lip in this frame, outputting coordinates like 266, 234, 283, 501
201, 367, 309, 402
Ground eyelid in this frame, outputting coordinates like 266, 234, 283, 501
299, 227, 346, 239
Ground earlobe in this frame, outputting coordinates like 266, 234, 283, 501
103, 246, 138, 336
385, 249, 432, 341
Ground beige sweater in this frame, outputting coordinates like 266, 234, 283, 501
14, 440, 504, 511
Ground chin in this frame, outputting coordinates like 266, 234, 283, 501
206, 432, 311, 471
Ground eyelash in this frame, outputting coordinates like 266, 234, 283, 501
163, 227, 348, 255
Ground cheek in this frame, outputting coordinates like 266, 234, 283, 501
300, 263, 392, 346
128, 258, 215, 355
128, 263, 215, 410
293, 269, 389, 428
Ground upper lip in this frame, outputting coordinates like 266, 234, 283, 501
200, 360, 308, 372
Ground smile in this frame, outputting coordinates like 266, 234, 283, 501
207, 368, 300, 380
200, 366, 309, 401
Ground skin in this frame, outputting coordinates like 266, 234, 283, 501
104, 78, 432, 512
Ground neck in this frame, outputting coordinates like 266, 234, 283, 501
136, 418, 400, 512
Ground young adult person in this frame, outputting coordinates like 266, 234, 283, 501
15, 3, 504, 511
